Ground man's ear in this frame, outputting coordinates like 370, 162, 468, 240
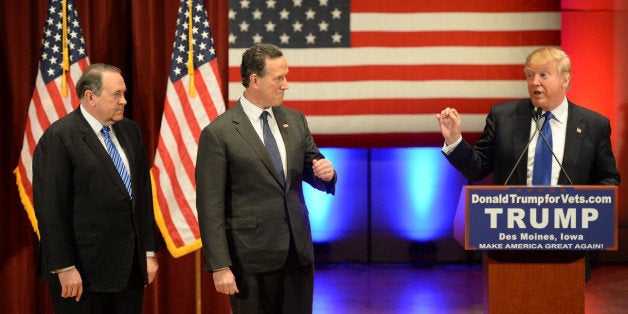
84, 90, 95, 105
250, 74, 259, 88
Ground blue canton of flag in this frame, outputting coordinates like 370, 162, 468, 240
40, 0, 88, 83
169, 0, 218, 82
228, 0, 350, 48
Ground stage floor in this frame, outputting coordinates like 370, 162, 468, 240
313, 263, 628, 313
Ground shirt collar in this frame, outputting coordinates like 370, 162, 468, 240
547, 97, 568, 124
240, 96, 273, 120
80, 104, 111, 134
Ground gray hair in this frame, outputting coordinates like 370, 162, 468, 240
75, 63, 122, 98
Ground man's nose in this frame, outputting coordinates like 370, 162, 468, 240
532, 75, 542, 87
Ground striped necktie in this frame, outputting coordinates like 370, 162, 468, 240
101, 126, 133, 198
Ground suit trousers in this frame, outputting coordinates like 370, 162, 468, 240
48, 250, 144, 314
230, 244, 315, 314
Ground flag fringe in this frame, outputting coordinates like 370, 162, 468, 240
13, 167, 40, 239
151, 172, 202, 258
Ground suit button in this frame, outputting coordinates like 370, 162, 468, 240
130, 234, 135, 240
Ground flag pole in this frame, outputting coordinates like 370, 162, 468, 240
187, 0, 196, 98
196, 249, 202, 314
61, 0, 70, 97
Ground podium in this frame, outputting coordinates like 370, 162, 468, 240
453, 186, 618, 314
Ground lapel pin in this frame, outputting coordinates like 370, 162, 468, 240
283, 123, 289, 128
576, 127, 582, 134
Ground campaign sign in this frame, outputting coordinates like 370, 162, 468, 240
461, 186, 617, 250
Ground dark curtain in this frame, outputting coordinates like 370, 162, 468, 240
0, 0, 231, 313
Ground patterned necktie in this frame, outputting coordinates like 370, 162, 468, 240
532, 111, 554, 185
101, 126, 133, 198
261, 111, 286, 186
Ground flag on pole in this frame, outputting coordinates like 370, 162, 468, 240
227, 0, 561, 146
151, 0, 226, 258
14, 0, 90, 238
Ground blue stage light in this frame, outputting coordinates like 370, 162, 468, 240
305, 147, 467, 245
305, 148, 368, 243
371, 148, 467, 242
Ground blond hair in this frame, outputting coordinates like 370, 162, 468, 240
525, 47, 571, 90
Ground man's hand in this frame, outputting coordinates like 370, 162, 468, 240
146, 256, 158, 285
58, 268, 83, 301
436, 107, 463, 145
313, 159, 335, 182
212, 268, 239, 295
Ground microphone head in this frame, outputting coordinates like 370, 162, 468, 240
531, 107, 542, 121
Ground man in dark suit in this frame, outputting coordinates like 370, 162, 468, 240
196, 43, 337, 313
436, 47, 620, 186
33, 63, 158, 313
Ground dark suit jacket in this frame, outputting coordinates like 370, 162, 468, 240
196, 102, 336, 275
446, 99, 620, 185
33, 108, 157, 292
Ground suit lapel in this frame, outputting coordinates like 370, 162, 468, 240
75, 110, 132, 201
231, 102, 286, 188
512, 100, 534, 184
560, 102, 583, 184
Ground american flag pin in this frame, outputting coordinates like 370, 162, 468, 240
283, 123, 289, 128
576, 127, 582, 134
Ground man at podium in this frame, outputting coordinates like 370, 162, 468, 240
435, 47, 620, 187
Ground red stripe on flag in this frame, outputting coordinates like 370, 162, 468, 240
32, 89, 51, 137
231, 64, 526, 82
45, 81, 68, 119
24, 115, 38, 158
172, 81, 203, 143
351, 1, 560, 13
191, 68, 220, 126
351, 31, 561, 47
287, 98, 506, 116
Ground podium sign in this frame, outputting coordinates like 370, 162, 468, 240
454, 185, 617, 251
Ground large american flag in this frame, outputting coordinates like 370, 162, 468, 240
14, 0, 89, 238
151, 0, 226, 257
228, 0, 561, 146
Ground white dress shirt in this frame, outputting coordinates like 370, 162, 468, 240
526, 97, 568, 185
239, 97, 288, 178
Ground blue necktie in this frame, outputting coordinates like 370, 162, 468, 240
101, 126, 133, 198
532, 112, 554, 185
261, 111, 286, 186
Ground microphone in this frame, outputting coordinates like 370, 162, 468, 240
533, 109, 574, 185
503, 107, 541, 185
